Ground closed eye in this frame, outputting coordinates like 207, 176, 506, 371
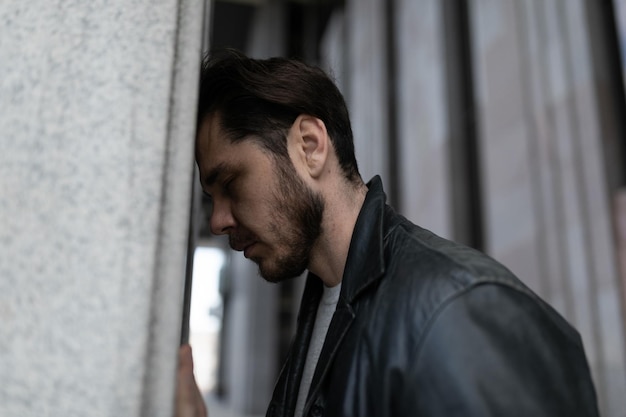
221, 174, 239, 198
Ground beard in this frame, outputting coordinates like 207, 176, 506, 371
230, 156, 325, 283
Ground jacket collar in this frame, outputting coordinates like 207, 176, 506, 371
268, 176, 389, 417
302, 176, 388, 414
340, 175, 387, 303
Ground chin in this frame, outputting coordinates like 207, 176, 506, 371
258, 268, 300, 284
257, 259, 307, 284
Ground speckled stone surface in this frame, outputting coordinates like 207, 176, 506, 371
0, 1, 204, 416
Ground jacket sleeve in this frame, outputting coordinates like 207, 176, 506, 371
402, 283, 600, 417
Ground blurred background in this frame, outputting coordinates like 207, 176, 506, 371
1, 0, 625, 416
187, 1, 626, 417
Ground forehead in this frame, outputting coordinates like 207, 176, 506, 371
196, 114, 226, 163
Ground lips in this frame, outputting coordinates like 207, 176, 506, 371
230, 240, 253, 252
243, 242, 256, 258
229, 234, 256, 251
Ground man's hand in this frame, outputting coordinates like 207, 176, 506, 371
175, 344, 208, 417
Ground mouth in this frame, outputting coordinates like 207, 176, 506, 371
231, 239, 256, 254
230, 232, 259, 257
243, 242, 256, 258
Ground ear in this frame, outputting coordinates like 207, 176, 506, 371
288, 114, 329, 179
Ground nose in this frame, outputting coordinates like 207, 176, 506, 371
209, 199, 236, 235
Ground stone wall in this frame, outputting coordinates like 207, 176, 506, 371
0, 1, 205, 416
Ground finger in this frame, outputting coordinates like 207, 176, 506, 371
179, 344, 194, 375
195, 379, 208, 417
176, 344, 207, 417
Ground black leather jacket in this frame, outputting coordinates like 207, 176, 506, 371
267, 176, 599, 417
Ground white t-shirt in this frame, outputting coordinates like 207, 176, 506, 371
293, 282, 342, 417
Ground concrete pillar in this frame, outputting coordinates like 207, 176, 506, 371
224, 256, 278, 414
0, 1, 205, 416
395, 0, 453, 238
340, 0, 452, 232
616, 189, 626, 331
320, 9, 348, 94
469, 0, 626, 415
247, 0, 286, 59
345, 0, 392, 196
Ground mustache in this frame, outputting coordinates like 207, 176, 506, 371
229, 228, 258, 251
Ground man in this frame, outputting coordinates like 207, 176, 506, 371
177, 49, 599, 417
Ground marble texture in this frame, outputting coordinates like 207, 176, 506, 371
0, 0, 205, 416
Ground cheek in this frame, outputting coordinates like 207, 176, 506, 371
234, 179, 282, 232
231, 202, 266, 234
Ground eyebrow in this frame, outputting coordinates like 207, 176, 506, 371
203, 161, 237, 189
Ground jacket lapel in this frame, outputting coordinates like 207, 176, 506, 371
302, 296, 355, 415
302, 176, 389, 414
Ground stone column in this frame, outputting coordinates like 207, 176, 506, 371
345, 0, 392, 197
395, 0, 453, 238
0, 1, 205, 416
223, 256, 278, 414
469, 0, 626, 415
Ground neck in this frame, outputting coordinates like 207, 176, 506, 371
307, 179, 368, 287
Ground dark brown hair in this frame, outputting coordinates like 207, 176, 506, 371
197, 49, 361, 184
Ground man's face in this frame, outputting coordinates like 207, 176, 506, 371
196, 115, 324, 283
